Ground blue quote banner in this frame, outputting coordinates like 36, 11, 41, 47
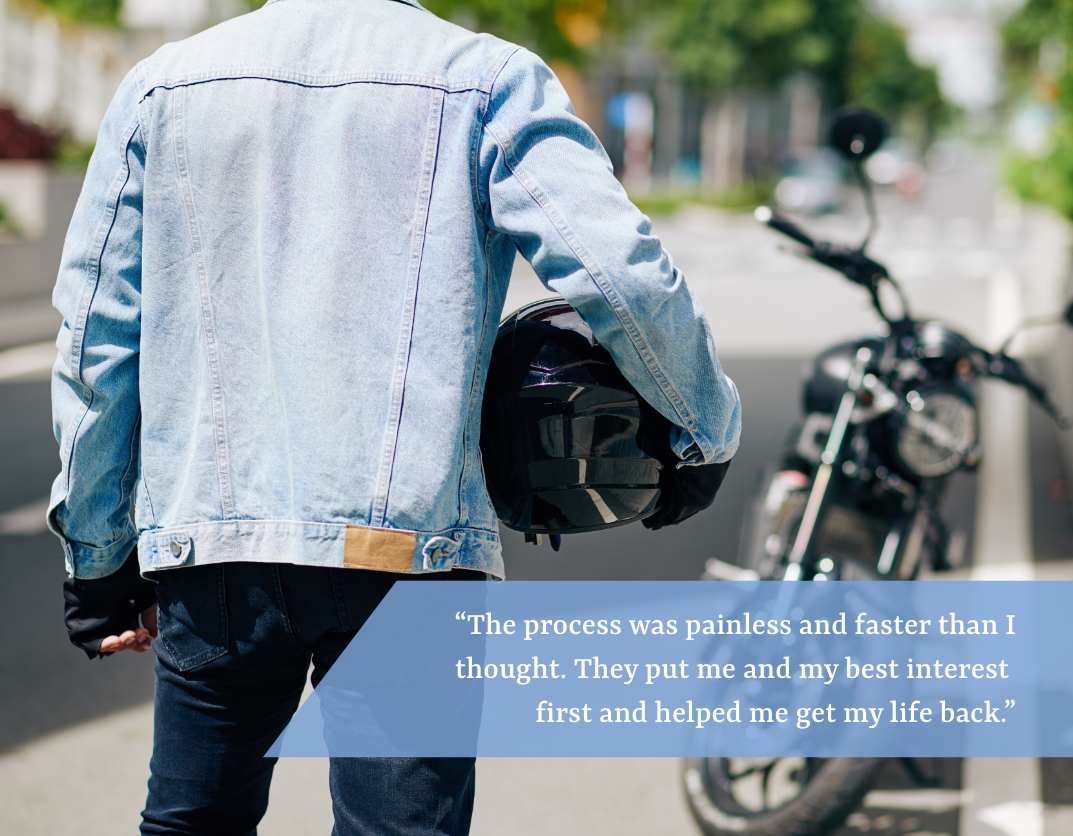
268, 580, 1073, 758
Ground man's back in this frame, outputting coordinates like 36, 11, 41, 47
125, 0, 514, 575
51, 4, 742, 831
50, 0, 740, 582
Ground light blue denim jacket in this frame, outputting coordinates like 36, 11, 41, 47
49, 0, 740, 580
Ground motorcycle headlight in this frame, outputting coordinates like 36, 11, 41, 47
894, 391, 977, 478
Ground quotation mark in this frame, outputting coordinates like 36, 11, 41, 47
1006, 699, 1016, 708
455, 611, 467, 621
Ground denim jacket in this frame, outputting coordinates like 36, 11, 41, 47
49, 0, 741, 580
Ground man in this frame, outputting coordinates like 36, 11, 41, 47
50, 0, 741, 833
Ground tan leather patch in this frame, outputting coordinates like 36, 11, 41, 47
343, 525, 417, 573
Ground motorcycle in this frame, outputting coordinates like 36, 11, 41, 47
680, 108, 1073, 836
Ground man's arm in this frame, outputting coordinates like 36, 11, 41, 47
49, 66, 146, 581
478, 49, 741, 466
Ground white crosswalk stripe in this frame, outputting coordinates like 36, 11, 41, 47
0, 341, 55, 384
0, 497, 50, 536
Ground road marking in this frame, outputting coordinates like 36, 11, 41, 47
961, 270, 1041, 836
0, 497, 50, 535
977, 800, 1043, 836
972, 382, 1033, 572
0, 340, 55, 384
864, 789, 974, 813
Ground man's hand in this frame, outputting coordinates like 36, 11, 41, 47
99, 603, 158, 653
64, 548, 158, 658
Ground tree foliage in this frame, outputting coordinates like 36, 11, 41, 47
661, 0, 943, 127
427, 0, 943, 128
36, 0, 121, 26
1007, 126, 1073, 219
423, 0, 646, 66
846, 14, 946, 130
1001, 0, 1073, 219
1003, 0, 1073, 62
660, 0, 858, 94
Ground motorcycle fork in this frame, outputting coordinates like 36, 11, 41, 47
784, 347, 873, 581
898, 505, 930, 579
878, 477, 947, 577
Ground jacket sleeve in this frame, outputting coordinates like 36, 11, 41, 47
48, 67, 146, 579
477, 48, 741, 466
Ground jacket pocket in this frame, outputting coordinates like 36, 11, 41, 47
153, 564, 229, 671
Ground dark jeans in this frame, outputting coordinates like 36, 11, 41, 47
141, 562, 482, 836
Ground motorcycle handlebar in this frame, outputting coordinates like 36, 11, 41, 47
753, 210, 1072, 428
754, 206, 816, 249
754, 206, 889, 292
977, 350, 1073, 428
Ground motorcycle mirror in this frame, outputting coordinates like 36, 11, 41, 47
830, 107, 888, 161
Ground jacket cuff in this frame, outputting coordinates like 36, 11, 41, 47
48, 492, 139, 578
61, 534, 139, 579
671, 425, 713, 466
671, 427, 738, 467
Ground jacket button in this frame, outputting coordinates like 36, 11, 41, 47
169, 541, 183, 556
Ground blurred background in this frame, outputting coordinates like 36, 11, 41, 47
3, 0, 1073, 834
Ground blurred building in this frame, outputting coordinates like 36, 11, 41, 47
0, 0, 249, 149
587, 55, 826, 197
0, 2, 132, 249
0, 0, 135, 143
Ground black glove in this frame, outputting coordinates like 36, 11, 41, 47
643, 459, 732, 531
63, 548, 157, 659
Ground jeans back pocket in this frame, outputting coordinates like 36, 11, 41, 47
153, 564, 229, 671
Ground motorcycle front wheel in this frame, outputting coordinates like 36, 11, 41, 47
681, 757, 882, 836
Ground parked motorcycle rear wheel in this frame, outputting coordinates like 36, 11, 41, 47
681, 757, 882, 836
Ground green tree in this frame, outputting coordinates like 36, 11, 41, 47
847, 14, 946, 133
660, 0, 944, 128
1004, 0, 1073, 69
1001, 0, 1073, 219
660, 0, 858, 94
36, 0, 121, 26
424, 0, 944, 129
423, 0, 645, 66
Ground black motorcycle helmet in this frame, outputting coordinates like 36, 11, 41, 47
480, 299, 668, 534
480, 299, 730, 536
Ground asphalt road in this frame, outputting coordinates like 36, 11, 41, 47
0, 381, 156, 753
2, 152, 1072, 834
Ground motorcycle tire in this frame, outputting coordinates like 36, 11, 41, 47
682, 757, 883, 836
